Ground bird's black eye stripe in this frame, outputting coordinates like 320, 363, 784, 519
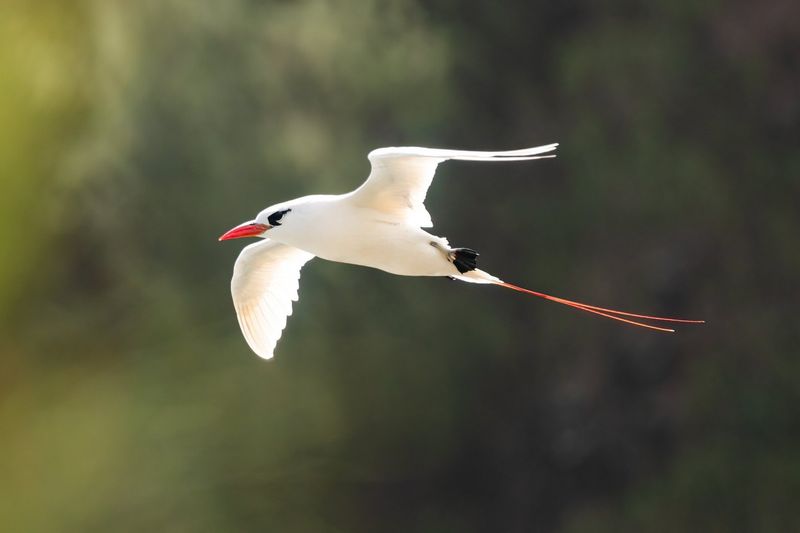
268, 208, 291, 226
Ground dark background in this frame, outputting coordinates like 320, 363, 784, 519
1, 1, 798, 531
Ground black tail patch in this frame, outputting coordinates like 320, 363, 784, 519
452, 247, 479, 273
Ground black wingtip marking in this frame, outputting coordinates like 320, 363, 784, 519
452, 247, 479, 273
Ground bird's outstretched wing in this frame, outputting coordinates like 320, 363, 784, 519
349, 144, 558, 227
230, 239, 315, 359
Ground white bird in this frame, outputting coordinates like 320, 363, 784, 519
219, 144, 703, 359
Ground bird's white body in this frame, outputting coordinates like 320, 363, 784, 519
265, 194, 459, 278
220, 142, 700, 359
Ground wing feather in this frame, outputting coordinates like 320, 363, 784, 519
350, 143, 557, 227
231, 239, 315, 359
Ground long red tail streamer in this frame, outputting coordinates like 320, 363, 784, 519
496, 281, 705, 333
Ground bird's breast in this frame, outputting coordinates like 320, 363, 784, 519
278, 210, 452, 277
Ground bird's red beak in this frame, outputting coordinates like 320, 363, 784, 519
218, 221, 270, 241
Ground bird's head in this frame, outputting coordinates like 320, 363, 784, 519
218, 205, 293, 241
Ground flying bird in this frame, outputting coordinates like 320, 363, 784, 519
220, 144, 703, 359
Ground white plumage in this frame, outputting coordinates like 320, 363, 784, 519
353, 143, 559, 228
230, 240, 314, 359
220, 143, 702, 359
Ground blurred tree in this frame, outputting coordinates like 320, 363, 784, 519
0, 0, 798, 532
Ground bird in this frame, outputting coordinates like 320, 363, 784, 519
219, 143, 703, 359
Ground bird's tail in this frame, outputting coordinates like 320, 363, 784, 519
455, 270, 704, 332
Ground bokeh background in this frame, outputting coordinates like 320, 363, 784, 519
1, 0, 798, 531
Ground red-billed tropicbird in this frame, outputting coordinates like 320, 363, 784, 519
219, 144, 703, 359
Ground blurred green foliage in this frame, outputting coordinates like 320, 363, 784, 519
1, 1, 798, 532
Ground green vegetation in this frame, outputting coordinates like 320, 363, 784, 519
1, 1, 797, 531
